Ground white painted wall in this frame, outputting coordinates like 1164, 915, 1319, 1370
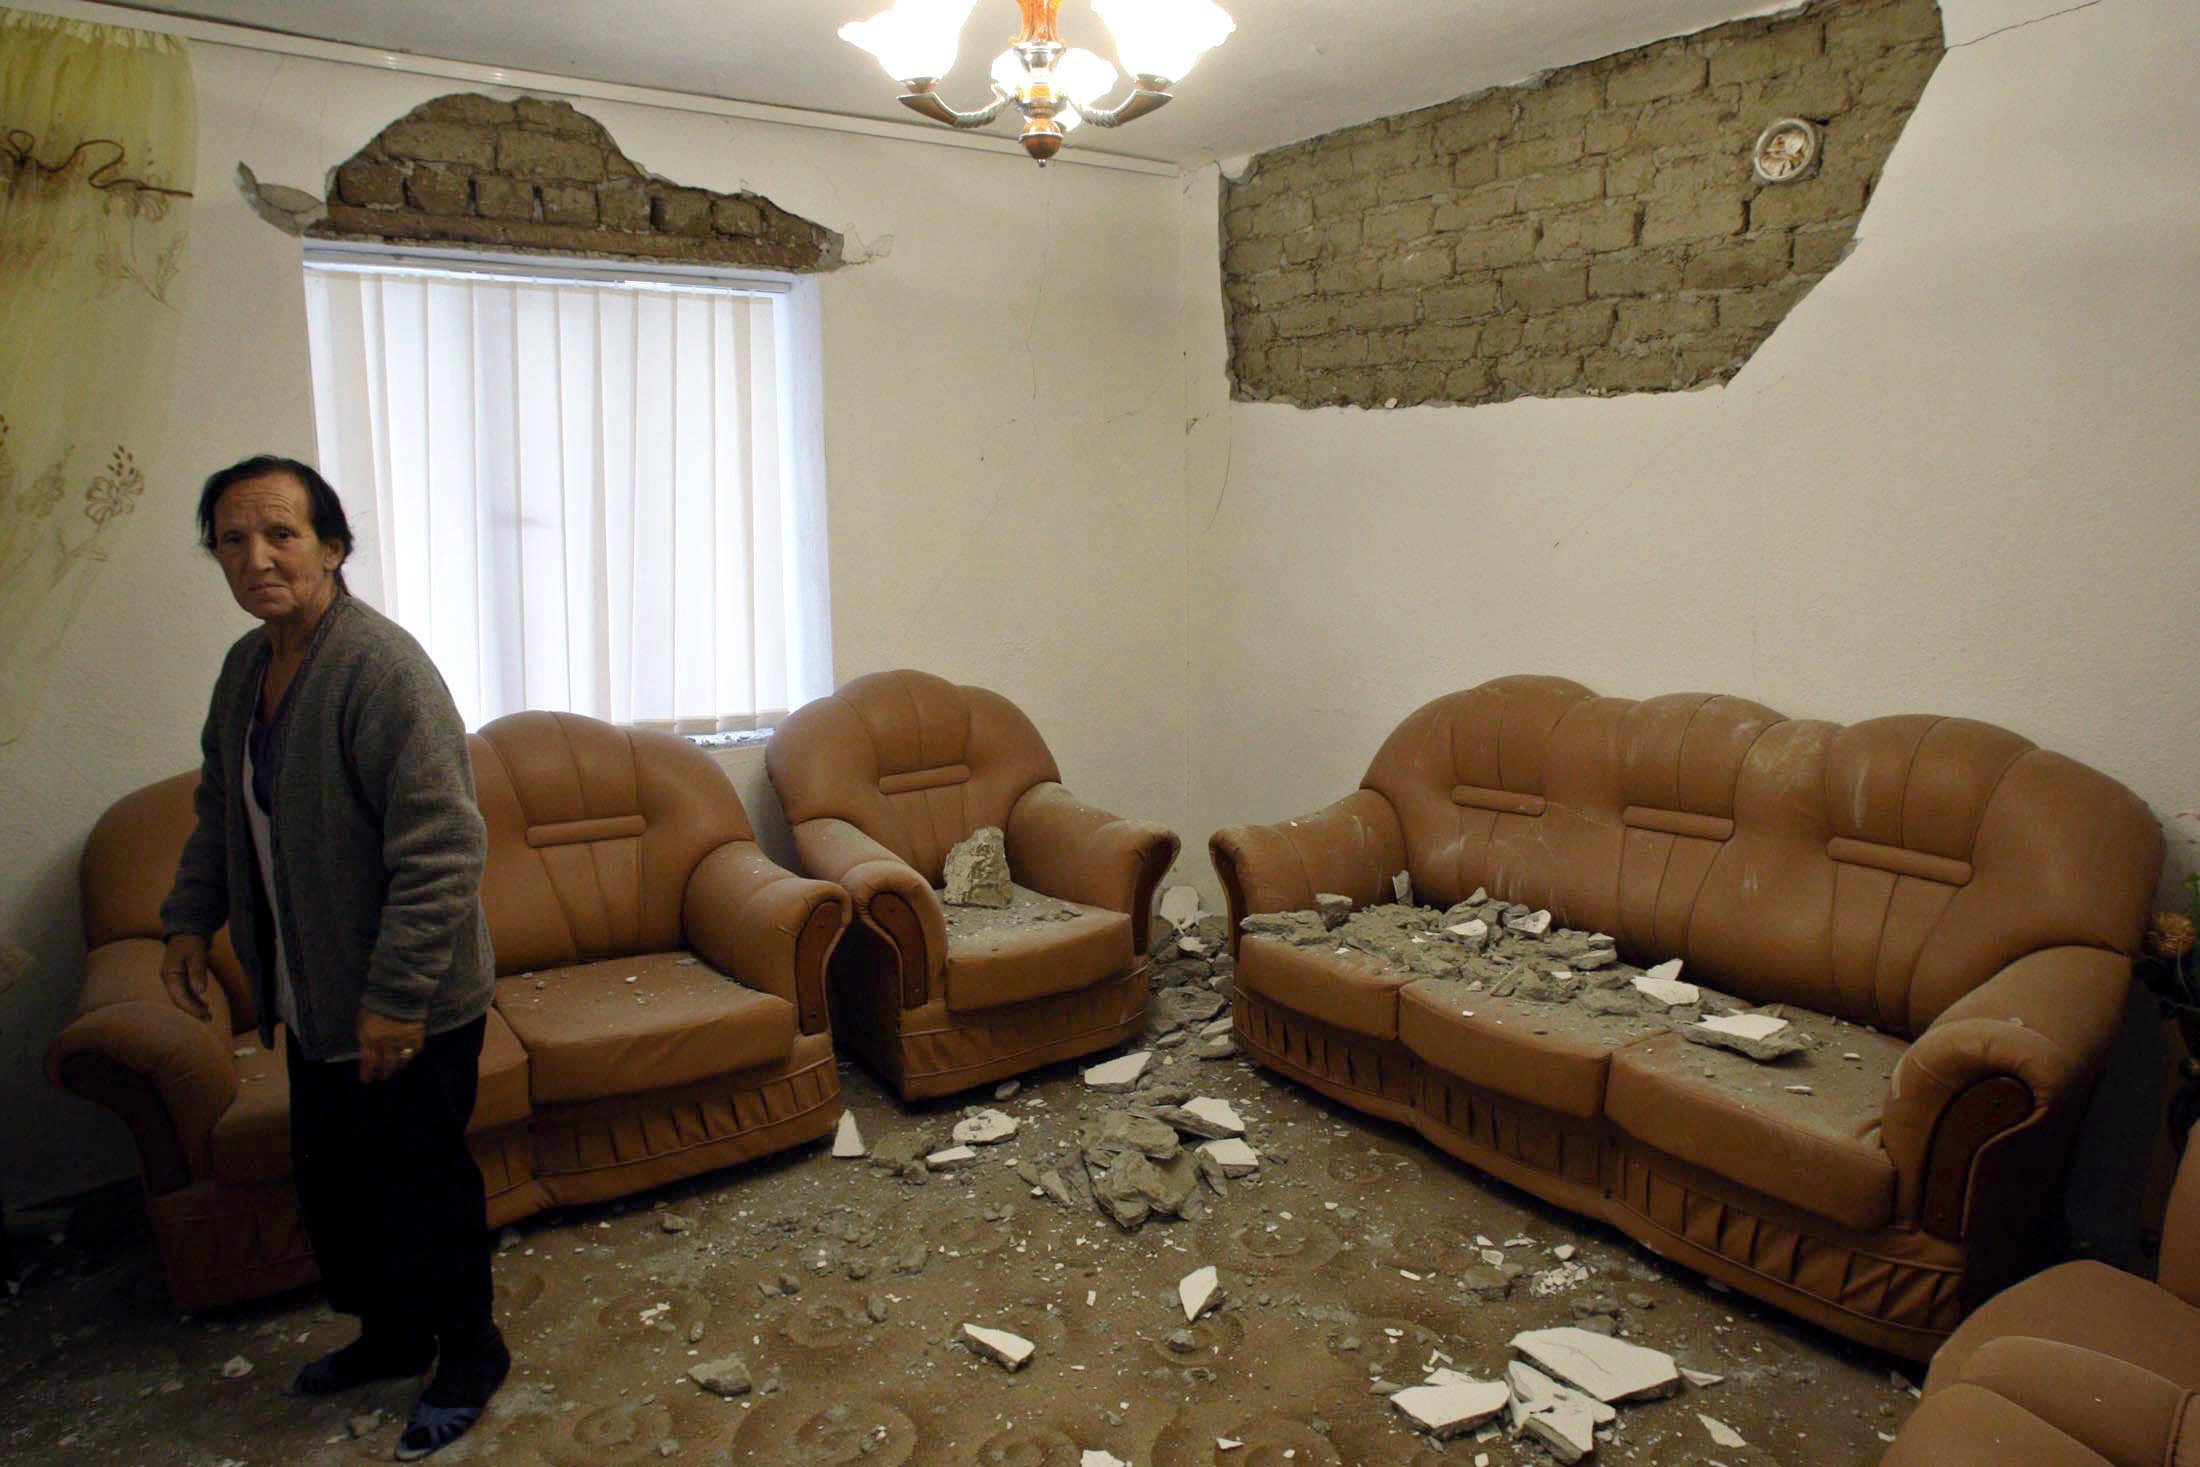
0, 40, 1192, 1206
1180, 0, 2200, 915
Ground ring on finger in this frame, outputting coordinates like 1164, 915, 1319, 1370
399, 1046, 416, 1058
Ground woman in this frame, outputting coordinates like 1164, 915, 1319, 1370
157, 455, 506, 1461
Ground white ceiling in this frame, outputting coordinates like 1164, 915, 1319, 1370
109, 0, 1789, 165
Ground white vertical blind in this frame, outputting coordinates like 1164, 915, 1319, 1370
302, 252, 831, 733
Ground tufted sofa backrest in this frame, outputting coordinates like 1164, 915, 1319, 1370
471, 711, 751, 975
1362, 675, 2161, 1038
767, 669, 1061, 886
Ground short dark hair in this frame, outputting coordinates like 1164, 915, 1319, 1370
197, 455, 354, 582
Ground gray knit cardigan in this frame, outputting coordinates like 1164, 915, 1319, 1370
160, 592, 496, 1060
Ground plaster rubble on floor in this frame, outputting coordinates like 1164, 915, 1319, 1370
831, 1111, 866, 1158
961, 1322, 1035, 1370
1511, 1326, 1681, 1403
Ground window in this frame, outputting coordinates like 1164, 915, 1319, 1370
302, 243, 831, 734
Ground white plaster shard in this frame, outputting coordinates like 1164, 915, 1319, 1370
1159, 885, 1202, 929
1390, 1371, 1510, 1439
1448, 918, 1490, 944
1506, 1361, 1618, 1426
1393, 870, 1415, 904
1082, 1453, 1128, 1467
1631, 973, 1700, 1007
1643, 957, 1686, 985
831, 1111, 866, 1158
1178, 1264, 1222, 1321
1197, 1138, 1261, 1176
1216, 1438, 1243, 1451
962, 1322, 1035, 1370
1505, 1361, 1609, 1463
1680, 1367, 1725, 1388
1697, 1013, 1790, 1041
1083, 1051, 1151, 1091
1177, 1096, 1245, 1136
1511, 1327, 1679, 1403
1507, 909, 1553, 936
1699, 1414, 1746, 1448
952, 1109, 1020, 1145
1553, 1244, 1577, 1261
925, 1145, 977, 1170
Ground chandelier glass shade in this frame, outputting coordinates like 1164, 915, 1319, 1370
840, 0, 1235, 162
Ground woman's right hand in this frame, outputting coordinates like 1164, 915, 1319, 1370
160, 933, 213, 1020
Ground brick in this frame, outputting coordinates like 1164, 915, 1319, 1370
1740, 62, 1855, 117
1479, 312, 1525, 355
1364, 202, 1436, 246
1606, 51, 1707, 107
1399, 322, 1477, 359
1584, 115, 1635, 154
415, 95, 517, 127
404, 168, 471, 215
1525, 302, 1616, 352
1589, 251, 1683, 297
1225, 236, 1284, 275
1537, 201, 1639, 258
1615, 297, 1716, 342
1344, 294, 1421, 331
541, 183, 597, 227
1516, 74, 1603, 131
1829, 0, 1942, 55
1495, 355, 1582, 393
1656, 154, 1749, 197
1451, 146, 1500, 189
1315, 258, 1382, 294
379, 119, 498, 169
515, 97, 609, 139
336, 160, 404, 208
1252, 269, 1316, 308
1708, 23, 1824, 86
474, 175, 535, 220
1321, 219, 1364, 255
652, 188, 712, 236
1380, 246, 1458, 290
1500, 263, 1588, 310
1585, 349, 1683, 392
1378, 164, 1454, 205
1682, 234, 1792, 291
713, 197, 765, 236
1308, 368, 1379, 405
1275, 301, 1337, 338
1857, 48, 1942, 108
1311, 176, 1378, 220
1433, 182, 1518, 231
1639, 93, 1741, 138
1281, 228, 1325, 266
1433, 94, 1516, 152
1499, 134, 1585, 178
1301, 333, 1369, 369
1352, 127, 1432, 174
1251, 194, 1315, 237
1454, 220, 1538, 271
1605, 153, 1655, 195
598, 179, 650, 231
1791, 226, 1854, 275
498, 128, 607, 182
1422, 277, 1500, 320
1718, 280, 1814, 331
1641, 195, 1744, 246
1749, 177, 1866, 230
1517, 166, 1604, 211
1444, 362, 1495, 399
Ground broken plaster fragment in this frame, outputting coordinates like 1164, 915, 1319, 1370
1699, 1413, 1747, 1448
1178, 1264, 1222, 1322
952, 1109, 1020, 1145
1197, 1138, 1260, 1176
925, 1145, 977, 1170
1315, 892, 1352, 928
1511, 1326, 1680, 1404
1390, 1370, 1509, 1439
962, 1323, 1035, 1371
1171, 1096, 1246, 1138
1083, 1051, 1151, 1091
688, 1355, 752, 1397
1159, 885, 1203, 929
1631, 971, 1700, 1007
1507, 909, 1553, 937
1393, 870, 1415, 904
1082, 1453, 1129, 1467
831, 1111, 866, 1158
1685, 1012, 1805, 1061
941, 827, 1012, 907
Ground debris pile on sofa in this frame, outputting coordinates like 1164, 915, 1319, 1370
1244, 883, 1817, 1062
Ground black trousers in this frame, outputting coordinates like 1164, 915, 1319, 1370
286, 1013, 495, 1351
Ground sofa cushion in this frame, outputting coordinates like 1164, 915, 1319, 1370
941, 885, 1131, 1013
1926, 1259, 2200, 1394
1236, 935, 1415, 1040
209, 1009, 532, 1185
1882, 1384, 2116, 1467
495, 951, 796, 1104
1399, 978, 1679, 1120
1604, 1011, 1905, 1233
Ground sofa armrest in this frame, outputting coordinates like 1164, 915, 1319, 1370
1953, 1338, 2192, 1467
46, 939, 241, 1193
684, 841, 849, 1036
1882, 946, 2130, 1237
792, 817, 947, 1007
2158, 1122, 2200, 1307
1208, 789, 1407, 956
1006, 782, 1180, 954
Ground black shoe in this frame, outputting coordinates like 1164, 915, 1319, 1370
394, 1329, 509, 1461
288, 1334, 434, 1397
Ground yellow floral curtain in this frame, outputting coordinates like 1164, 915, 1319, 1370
0, 8, 193, 742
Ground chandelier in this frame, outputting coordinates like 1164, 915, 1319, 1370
840, 0, 1236, 163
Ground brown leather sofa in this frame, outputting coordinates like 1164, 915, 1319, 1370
767, 669, 1180, 1100
1210, 674, 2161, 1361
48, 710, 847, 1311
1883, 1128, 2200, 1465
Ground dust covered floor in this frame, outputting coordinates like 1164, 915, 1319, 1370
0, 1047, 1923, 1467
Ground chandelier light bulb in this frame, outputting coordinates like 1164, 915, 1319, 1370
1091, 0, 1235, 83
839, 0, 980, 83
1054, 47, 1120, 110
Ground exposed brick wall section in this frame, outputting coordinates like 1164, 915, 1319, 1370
313, 95, 841, 270
1222, 0, 1943, 408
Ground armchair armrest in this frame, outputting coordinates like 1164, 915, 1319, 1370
2159, 1122, 2200, 1307
792, 817, 947, 1008
1882, 946, 2131, 1237
1006, 782, 1180, 953
45, 938, 240, 1193
1208, 789, 1407, 956
684, 841, 849, 1036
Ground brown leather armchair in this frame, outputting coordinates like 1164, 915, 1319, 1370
767, 669, 1180, 1100
48, 710, 847, 1311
